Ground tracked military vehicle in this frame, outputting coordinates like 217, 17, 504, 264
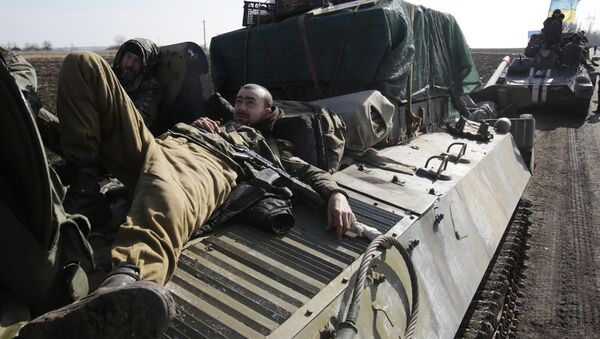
473, 33, 596, 117
1, 0, 534, 338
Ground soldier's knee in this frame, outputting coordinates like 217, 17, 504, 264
62, 51, 109, 76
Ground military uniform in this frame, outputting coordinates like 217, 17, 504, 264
0, 53, 94, 319
58, 52, 341, 285
0, 47, 39, 109
542, 16, 563, 48
112, 38, 162, 127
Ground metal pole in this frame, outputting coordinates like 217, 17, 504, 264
203, 20, 207, 49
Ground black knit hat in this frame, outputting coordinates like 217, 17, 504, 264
121, 42, 143, 58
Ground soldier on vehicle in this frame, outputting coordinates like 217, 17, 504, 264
111, 38, 162, 127
542, 9, 564, 50
19, 51, 355, 338
60, 38, 162, 231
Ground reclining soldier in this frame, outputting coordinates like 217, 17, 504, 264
19, 52, 355, 338
47, 38, 163, 231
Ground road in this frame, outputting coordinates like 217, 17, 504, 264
516, 107, 600, 338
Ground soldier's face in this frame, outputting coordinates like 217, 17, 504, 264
120, 51, 143, 81
234, 88, 272, 125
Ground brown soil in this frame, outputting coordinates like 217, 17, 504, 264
472, 50, 600, 338
516, 112, 600, 338
23, 50, 600, 337
26, 51, 114, 115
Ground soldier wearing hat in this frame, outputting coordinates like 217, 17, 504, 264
542, 9, 564, 49
61, 38, 162, 230
112, 38, 162, 127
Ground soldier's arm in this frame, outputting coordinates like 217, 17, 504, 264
133, 75, 162, 126
276, 139, 354, 240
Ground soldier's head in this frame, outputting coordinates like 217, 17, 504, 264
119, 43, 144, 82
233, 83, 273, 125
552, 9, 562, 17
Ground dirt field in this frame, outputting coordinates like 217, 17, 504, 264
21, 49, 600, 338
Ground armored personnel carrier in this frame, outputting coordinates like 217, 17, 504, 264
472, 33, 596, 117
0, 1, 533, 338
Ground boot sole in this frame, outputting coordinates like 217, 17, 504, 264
19, 281, 175, 339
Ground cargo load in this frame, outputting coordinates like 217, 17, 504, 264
211, 0, 481, 131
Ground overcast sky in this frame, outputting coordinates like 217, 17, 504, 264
1, 0, 598, 49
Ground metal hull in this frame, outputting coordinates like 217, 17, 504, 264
473, 56, 595, 117
165, 131, 530, 338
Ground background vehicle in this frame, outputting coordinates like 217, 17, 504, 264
472, 33, 596, 118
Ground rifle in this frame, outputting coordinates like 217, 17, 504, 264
229, 144, 325, 208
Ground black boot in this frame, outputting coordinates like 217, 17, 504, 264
63, 160, 111, 230
19, 265, 175, 339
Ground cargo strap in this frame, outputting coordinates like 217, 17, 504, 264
405, 5, 422, 138
266, 137, 282, 162
253, 21, 293, 99
298, 14, 324, 99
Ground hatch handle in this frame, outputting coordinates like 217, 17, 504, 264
424, 155, 449, 180
444, 142, 470, 164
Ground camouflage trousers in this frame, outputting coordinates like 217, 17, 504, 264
58, 52, 237, 285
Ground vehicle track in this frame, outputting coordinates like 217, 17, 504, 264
515, 112, 600, 338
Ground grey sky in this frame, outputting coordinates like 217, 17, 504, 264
1, 0, 598, 49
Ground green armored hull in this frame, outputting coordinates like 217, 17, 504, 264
164, 128, 530, 338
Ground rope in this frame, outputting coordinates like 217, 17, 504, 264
341, 235, 419, 338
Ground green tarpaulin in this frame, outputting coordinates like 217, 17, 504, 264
210, 0, 481, 107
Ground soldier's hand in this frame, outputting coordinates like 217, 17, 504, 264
192, 117, 220, 133
325, 192, 354, 240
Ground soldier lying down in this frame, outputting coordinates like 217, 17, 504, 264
19, 52, 355, 338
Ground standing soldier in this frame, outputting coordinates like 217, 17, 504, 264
542, 9, 564, 50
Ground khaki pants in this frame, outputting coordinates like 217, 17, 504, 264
58, 52, 237, 285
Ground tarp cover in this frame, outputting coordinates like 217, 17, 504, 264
210, 0, 481, 106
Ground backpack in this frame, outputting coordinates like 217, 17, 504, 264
273, 100, 346, 172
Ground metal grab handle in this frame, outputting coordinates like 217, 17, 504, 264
445, 142, 467, 163
424, 155, 449, 180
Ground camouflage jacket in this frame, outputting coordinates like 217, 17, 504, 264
0, 47, 42, 113
112, 38, 162, 127
167, 107, 342, 201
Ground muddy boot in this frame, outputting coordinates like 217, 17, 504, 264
18, 265, 175, 339
63, 160, 111, 230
